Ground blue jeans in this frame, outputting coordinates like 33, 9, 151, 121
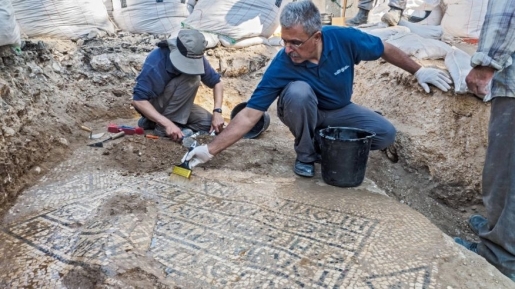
477, 97, 515, 280
277, 81, 396, 163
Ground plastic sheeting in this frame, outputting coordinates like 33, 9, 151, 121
441, 0, 488, 39
182, 0, 291, 43
11, 0, 114, 39
0, 0, 21, 46
112, 0, 189, 35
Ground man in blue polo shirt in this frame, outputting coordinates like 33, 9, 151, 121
132, 29, 225, 142
182, 0, 451, 177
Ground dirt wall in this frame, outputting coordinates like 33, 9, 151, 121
0, 35, 277, 209
353, 59, 489, 209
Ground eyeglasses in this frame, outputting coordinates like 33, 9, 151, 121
280, 32, 317, 49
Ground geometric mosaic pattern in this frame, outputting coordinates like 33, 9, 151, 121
0, 150, 440, 288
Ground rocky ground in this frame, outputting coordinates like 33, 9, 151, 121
0, 30, 486, 246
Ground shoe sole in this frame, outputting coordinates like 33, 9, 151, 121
294, 170, 314, 177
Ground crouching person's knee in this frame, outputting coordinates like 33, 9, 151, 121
371, 123, 396, 150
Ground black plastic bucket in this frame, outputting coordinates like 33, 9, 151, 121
319, 127, 376, 187
230, 102, 270, 139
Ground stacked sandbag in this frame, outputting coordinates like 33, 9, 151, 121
12, 0, 114, 39
386, 33, 452, 59
0, 0, 21, 46
441, 0, 488, 39
183, 0, 292, 47
112, 0, 189, 35
404, 0, 443, 25
369, 0, 442, 25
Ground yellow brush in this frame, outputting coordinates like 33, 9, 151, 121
170, 140, 197, 179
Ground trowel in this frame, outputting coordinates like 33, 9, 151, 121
80, 125, 105, 139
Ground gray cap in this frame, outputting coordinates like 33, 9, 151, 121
168, 29, 207, 75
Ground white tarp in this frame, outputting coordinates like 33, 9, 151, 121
112, 0, 189, 35
441, 0, 488, 39
0, 0, 21, 46
12, 0, 114, 39
182, 0, 291, 43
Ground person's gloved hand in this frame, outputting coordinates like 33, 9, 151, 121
414, 67, 452, 93
181, 145, 213, 169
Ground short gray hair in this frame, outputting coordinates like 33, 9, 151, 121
280, 1, 322, 35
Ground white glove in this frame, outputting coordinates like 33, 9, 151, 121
181, 145, 213, 169
415, 67, 452, 93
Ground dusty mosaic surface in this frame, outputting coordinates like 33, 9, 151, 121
0, 148, 509, 288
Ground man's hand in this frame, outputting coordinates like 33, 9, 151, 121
181, 145, 213, 169
210, 113, 225, 134
414, 67, 452, 93
164, 123, 184, 142
466, 66, 495, 98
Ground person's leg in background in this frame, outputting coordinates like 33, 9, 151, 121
456, 97, 515, 281
346, 0, 374, 26
381, 0, 407, 26
277, 81, 322, 177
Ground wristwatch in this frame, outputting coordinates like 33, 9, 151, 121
213, 108, 222, 114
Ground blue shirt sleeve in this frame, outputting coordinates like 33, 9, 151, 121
133, 50, 221, 100
133, 48, 171, 101
246, 52, 289, 111
200, 57, 221, 88
345, 28, 384, 64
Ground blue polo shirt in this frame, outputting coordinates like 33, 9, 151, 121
133, 46, 221, 101
246, 26, 384, 111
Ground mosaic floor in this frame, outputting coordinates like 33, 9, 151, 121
0, 149, 511, 288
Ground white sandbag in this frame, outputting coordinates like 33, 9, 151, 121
0, 0, 21, 46
112, 0, 189, 35
268, 36, 282, 46
441, 0, 488, 39
104, 0, 113, 18
220, 36, 269, 48
361, 26, 410, 41
368, 1, 390, 24
444, 46, 472, 94
203, 32, 219, 49
406, 0, 440, 12
183, 0, 289, 43
12, 0, 114, 39
386, 33, 452, 59
398, 19, 442, 39
404, 3, 443, 25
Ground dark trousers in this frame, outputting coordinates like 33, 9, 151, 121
277, 81, 396, 163
478, 97, 515, 280
149, 74, 212, 132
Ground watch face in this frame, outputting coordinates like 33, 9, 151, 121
213, 108, 222, 113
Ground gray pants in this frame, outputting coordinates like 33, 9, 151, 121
359, 0, 407, 11
477, 97, 515, 279
277, 81, 396, 163
150, 74, 212, 132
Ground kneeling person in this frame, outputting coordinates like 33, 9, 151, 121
132, 29, 225, 142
